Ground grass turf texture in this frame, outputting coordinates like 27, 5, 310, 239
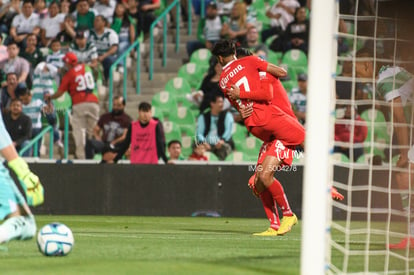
1, 216, 300, 275
1, 216, 413, 274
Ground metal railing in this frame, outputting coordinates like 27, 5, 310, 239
19, 125, 54, 159
108, 40, 141, 112
149, 0, 180, 80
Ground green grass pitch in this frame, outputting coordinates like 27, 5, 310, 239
1, 216, 301, 275
1, 216, 413, 274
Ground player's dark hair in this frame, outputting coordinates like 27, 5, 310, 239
212, 40, 236, 58
138, 102, 152, 111
168, 140, 182, 148
236, 47, 253, 58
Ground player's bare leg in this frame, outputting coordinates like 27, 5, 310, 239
254, 156, 297, 236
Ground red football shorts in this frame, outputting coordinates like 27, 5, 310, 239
248, 105, 305, 145
256, 139, 296, 167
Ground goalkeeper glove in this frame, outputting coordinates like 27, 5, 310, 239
8, 157, 44, 206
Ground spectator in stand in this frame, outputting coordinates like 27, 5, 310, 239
0, 73, 25, 112
19, 33, 44, 70
74, 0, 96, 31
34, 0, 48, 19
196, 94, 234, 160
89, 15, 119, 81
70, 30, 99, 70
186, 2, 222, 58
197, 57, 223, 113
289, 73, 307, 125
9, 0, 40, 47
188, 143, 208, 161
0, 0, 21, 34
137, 0, 160, 35
95, 0, 116, 24
60, 0, 71, 15
31, 62, 58, 101
0, 34, 8, 68
45, 39, 65, 74
167, 140, 185, 162
45, 52, 100, 159
3, 41, 30, 85
216, 0, 234, 17
56, 14, 76, 50
111, 2, 135, 71
283, 6, 309, 54
3, 98, 32, 156
85, 95, 132, 159
334, 103, 368, 162
243, 0, 256, 24
18, 87, 60, 156
243, 25, 268, 60
261, 0, 299, 43
112, 101, 168, 164
40, 1, 65, 47
220, 2, 252, 45
126, 0, 140, 35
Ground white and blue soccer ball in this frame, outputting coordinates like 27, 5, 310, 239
37, 223, 74, 256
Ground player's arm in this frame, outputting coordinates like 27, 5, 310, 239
266, 63, 287, 78
227, 78, 273, 101
391, 97, 410, 167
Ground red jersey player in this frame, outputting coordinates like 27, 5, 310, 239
45, 52, 100, 159
213, 40, 305, 236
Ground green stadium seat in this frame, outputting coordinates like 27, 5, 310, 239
252, 0, 265, 10
162, 121, 182, 142
255, 10, 271, 31
164, 77, 192, 100
281, 49, 308, 68
279, 63, 297, 82
190, 49, 212, 70
151, 106, 164, 121
267, 50, 283, 65
177, 62, 206, 89
225, 151, 256, 162
181, 135, 193, 158
331, 152, 350, 163
232, 123, 248, 142
356, 153, 376, 164
281, 80, 298, 93
168, 106, 196, 134
205, 151, 219, 161
151, 91, 177, 117
237, 136, 262, 156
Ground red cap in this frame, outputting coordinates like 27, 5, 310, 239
63, 52, 78, 66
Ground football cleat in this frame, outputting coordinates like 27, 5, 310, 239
388, 237, 414, 250
277, 214, 298, 235
331, 187, 344, 200
253, 227, 279, 236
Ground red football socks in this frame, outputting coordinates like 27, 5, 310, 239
259, 190, 280, 230
267, 178, 293, 217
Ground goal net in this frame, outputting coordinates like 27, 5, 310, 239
302, 0, 414, 274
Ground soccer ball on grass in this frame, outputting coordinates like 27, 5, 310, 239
37, 223, 74, 256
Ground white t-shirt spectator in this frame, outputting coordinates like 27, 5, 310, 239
94, 0, 116, 24
41, 13, 66, 38
268, 0, 300, 30
11, 12, 40, 34
89, 28, 119, 55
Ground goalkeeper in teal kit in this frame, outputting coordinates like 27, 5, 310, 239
0, 110, 44, 244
